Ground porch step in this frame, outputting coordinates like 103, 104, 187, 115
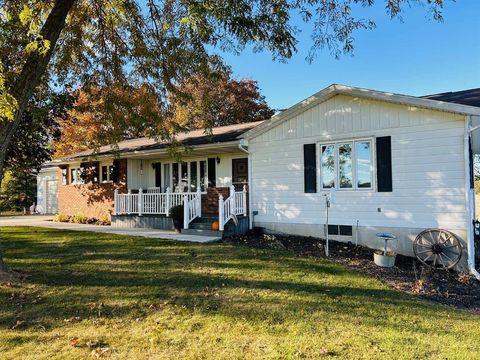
181, 228, 223, 237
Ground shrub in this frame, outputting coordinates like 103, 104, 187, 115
53, 214, 71, 222
169, 204, 184, 229
70, 213, 89, 224
97, 214, 111, 226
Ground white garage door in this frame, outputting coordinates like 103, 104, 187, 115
45, 179, 58, 214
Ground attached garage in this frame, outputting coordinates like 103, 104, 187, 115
36, 167, 59, 214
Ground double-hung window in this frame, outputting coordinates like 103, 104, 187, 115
70, 166, 85, 184
101, 164, 115, 183
320, 139, 373, 190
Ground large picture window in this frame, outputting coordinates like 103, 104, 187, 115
320, 139, 373, 190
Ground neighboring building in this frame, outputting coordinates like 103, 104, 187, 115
38, 84, 480, 273
36, 167, 59, 214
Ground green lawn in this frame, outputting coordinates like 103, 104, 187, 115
0, 227, 478, 359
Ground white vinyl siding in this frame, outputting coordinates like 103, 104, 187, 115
249, 94, 467, 231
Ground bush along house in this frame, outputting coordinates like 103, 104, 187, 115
38, 84, 480, 277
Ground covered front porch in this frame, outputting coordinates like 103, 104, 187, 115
112, 143, 250, 235
112, 185, 247, 233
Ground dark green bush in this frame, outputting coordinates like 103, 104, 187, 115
169, 204, 184, 228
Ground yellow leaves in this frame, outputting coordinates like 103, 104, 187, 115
18, 5, 33, 26
18, 5, 51, 56
24, 39, 51, 55
0, 62, 17, 121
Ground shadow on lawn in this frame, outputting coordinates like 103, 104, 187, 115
0, 227, 466, 334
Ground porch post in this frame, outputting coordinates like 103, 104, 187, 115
165, 187, 171, 216
113, 189, 118, 215
127, 189, 131, 214
138, 188, 143, 216
196, 186, 201, 216
242, 185, 247, 216
219, 195, 224, 231
183, 195, 188, 229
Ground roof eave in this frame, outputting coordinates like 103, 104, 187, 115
50, 139, 243, 165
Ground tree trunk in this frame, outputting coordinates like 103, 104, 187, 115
0, 0, 76, 274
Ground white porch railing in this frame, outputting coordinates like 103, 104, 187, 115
183, 188, 202, 229
114, 187, 197, 216
219, 185, 247, 231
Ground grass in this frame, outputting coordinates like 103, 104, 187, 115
0, 227, 479, 359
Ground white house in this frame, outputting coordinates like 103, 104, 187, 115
243, 84, 480, 275
38, 84, 480, 276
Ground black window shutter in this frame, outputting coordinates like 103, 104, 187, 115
303, 144, 317, 193
154, 162, 162, 187
111, 159, 120, 183
208, 158, 216, 187
376, 136, 392, 192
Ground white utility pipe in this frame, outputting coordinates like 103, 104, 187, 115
355, 220, 359, 246
465, 117, 480, 281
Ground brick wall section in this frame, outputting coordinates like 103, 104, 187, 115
200, 186, 249, 215
201, 187, 230, 215
58, 159, 127, 220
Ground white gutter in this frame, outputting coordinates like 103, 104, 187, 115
238, 139, 254, 230
465, 116, 480, 280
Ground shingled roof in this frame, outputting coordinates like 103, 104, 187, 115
59, 121, 263, 161
422, 88, 480, 108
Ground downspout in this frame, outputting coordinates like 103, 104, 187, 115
238, 140, 253, 230
464, 116, 480, 280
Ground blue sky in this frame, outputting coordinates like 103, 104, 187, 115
215, 1, 480, 110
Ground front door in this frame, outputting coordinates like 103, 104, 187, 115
232, 158, 248, 190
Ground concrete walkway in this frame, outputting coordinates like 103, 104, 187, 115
0, 215, 221, 243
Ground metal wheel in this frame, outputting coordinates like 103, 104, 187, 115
413, 229, 462, 270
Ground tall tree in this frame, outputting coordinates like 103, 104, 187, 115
174, 68, 274, 130
54, 70, 274, 157
0, 0, 447, 273
1, 91, 71, 213
53, 84, 171, 157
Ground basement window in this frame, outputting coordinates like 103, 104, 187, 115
327, 224, 353, 236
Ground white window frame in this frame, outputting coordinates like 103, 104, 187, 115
318, 138, 374, 191
161, 160, 209, 193
70, 166, 85, 185
100, 162, 114, 183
